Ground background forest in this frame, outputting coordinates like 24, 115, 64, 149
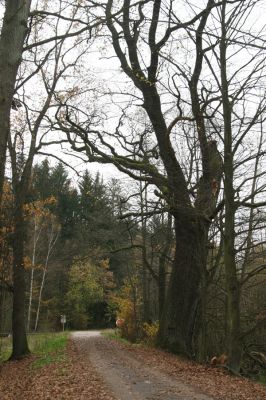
0, 0, 266, 378
1, 157, 266, 377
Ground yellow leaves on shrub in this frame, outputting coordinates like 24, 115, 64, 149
142, 321, 159, 346
111, 277, 140, 342
99, 258, 109, 269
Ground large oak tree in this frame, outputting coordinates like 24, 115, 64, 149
57, 0, 225, 358
56, 1, 266, 372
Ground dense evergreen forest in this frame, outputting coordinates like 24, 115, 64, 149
0, 0, 266, 378
1, 160, 135, 331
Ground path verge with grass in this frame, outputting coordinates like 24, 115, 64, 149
0, 332, 113, 400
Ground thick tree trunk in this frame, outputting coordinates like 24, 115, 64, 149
10, 202, 29, 359
0, 0, 31, 203
158, 213, 172, 319
220, 0, 241, 373
223, 168, 241, 371
142, 265, 149, 322
197, 267, 208, 362
224, 253, 241, 372
140, 181, 150, 322
159, 214, 208, 357
223, 157, 241, 371
158, 257, 166, 320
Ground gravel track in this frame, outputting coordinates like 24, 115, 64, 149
71, 331, 214, 400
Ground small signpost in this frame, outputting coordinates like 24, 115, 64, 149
60, 314, 66, 331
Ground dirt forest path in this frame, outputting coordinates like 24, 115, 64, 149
72, 331, 213, 400
1, 331, 266, 399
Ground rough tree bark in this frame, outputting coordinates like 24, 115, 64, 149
140, 180, 150, 322
0, 1, 31, 354
10, 196, 30, 359
0, 0, 31, 204
158, 214, 209, 355
158, 213, 172, 320
0, 3, 31, 352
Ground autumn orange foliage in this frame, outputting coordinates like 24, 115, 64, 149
210, 353, 228, 366
111, 277, 140, 341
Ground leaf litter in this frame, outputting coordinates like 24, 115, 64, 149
0, 335, 266, 400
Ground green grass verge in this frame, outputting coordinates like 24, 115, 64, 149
30, 332, 69, 369
0, 336, 12, 362
0, 332, 69, 369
